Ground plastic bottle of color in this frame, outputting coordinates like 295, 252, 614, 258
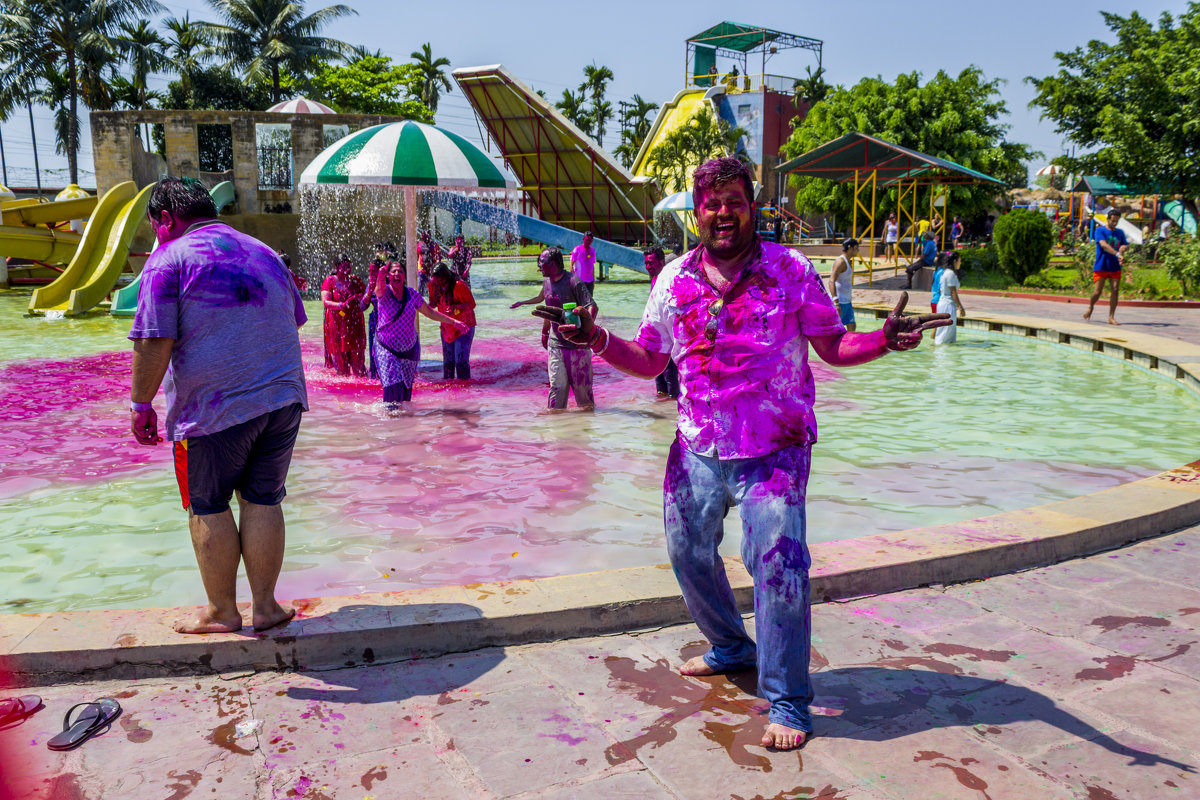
561, 302, 579, 326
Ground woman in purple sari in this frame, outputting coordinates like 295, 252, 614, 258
373, 257, 467, 404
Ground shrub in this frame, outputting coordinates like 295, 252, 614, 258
957, 244, 999, 275
1159, 235, 1200, 295
992, 210, 1055, 284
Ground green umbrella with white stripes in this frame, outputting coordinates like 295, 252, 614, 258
298, 120, 513, 188
299, 121, 513, 287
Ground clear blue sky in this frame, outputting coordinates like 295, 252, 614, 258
0, 0, 1186, 189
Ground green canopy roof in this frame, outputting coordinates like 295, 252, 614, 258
777, 132, 1005, 187
687, 22, 822, 54
1070, 176, 1147, 196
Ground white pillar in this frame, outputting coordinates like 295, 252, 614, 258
404, 185, 418, 290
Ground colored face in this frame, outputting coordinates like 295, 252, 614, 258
1107, 214, 1120, 230
644, 253, 665, 277
583, 233, 593, 246
148, 210, 185, 245
538, 251, 561, 279
388, 262, 405, 282
336, 261, 350, 276
695, 182, 755, 260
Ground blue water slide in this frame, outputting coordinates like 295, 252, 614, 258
423, 191, 647, 275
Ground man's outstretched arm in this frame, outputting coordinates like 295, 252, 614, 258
532, 305, 669, 379
810, 292, 950, 366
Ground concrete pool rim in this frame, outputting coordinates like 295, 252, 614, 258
3, 306, 1200, 687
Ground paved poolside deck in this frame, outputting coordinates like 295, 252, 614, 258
5, 523, 1199, 799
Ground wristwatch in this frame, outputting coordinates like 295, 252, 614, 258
131, 401, 153, 412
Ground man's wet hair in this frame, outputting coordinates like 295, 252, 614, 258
277, 250, 291, 267
148, 177, 217, 222
538, 247, 564, 270
693, 156, 754, 207
841, 238, 858, 251
643, 245, 665, 260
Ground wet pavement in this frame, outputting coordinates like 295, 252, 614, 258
5, 523, 1200, 799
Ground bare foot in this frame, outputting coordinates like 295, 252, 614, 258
1082, 309, 1092, 320
762, 722, 808, 750
253, 604, 296, 632
678, 655, 718, 676
1108, 318, 1120, 325
173, 612, 243, 634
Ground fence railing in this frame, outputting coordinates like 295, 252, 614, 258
257, 146, 293, 191
687, 73, 798, 94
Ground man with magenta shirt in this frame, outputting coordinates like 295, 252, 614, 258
571, 230, 598, 295
533, 157, 948, 750
129, 177, 308, 635
1084, 208, 1129, 325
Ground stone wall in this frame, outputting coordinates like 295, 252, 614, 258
90, 109, 406, 214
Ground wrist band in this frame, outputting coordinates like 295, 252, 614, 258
131, 401, 153, 412
592, 327, 612, 357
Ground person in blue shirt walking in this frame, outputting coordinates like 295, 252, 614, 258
903, 232, 938, 290
1084, 209, 1129, 326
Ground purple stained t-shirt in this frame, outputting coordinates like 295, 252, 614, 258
636, 241, 845, 459
129, 221, 309, 440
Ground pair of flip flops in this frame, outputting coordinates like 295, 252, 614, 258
0, 694, 43, 728
46, 698, 122, 751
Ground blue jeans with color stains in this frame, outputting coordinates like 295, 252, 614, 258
663, 439, 814, 733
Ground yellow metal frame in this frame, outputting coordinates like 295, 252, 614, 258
895, 178, 919, 274
850, 169, 878, 286
931, 185, 950, 252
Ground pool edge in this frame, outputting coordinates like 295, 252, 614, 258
4, 309, 1200, 687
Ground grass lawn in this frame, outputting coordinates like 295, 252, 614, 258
958, 249, 1198, 300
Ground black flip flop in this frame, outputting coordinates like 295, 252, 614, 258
46, 698, 121, 751
0, 694, 43, 728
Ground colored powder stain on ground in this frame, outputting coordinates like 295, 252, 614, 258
1089, 615, 1172, 633
1075, 655, 1138, 681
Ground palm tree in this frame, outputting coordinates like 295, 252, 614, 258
0, 0, 165, 183
199, 0, 357, 104
348, 44, 384, 63
646, 107, 748, 193
163, 14, 209, 100
792, 66, 830, 107
579, 62, 613, 146
409, 42, 451, 116
614, 93, 659, 168
119, 20, 168, 109
555, 88, 592, 138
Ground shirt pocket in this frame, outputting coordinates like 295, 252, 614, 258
740, 286, 791, 345
668, 293, 710, 347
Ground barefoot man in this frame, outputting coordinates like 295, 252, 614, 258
130, 177, 308, 634
1084, 208, 1129, 325
533, 157, 948, 750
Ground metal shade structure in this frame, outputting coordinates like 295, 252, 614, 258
1069, 176, 1145, 196
452, 64, 658, 243
267, 97, 336, 114
299, 120, 515, 287
686, 22, 823, 89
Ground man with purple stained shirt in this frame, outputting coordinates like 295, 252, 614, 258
571, 231, 598, 295
532, 157, 948, 751
129, 177, 308, 636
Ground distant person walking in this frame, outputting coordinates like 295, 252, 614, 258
950, 216, 964, 249
129, 177, 307, 634
829, 238, 857, 332
883, 213, 898, 261
571, 231, 598, 295
1084, 208, 1129, 325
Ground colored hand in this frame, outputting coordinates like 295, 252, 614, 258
131, 408, 162, 445
509, 300, 524, 309
532, 305, 593, 346
882, 292, 951, 351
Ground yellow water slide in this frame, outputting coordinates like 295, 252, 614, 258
29, 181, 153, 315
631, 88, 712, 179
0, 195, 97, 264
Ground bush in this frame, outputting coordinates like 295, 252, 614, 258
1160, 235, 1200, 295
957, 244, 999, 275
992, 210, 1055, 284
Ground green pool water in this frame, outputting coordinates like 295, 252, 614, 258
1, 257, 1197, 614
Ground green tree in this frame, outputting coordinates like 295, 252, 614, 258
309, 56, 432, 120
993, 209, 1055, 284
555, 88, 593, 137
0, 0, 165, 183
409, 42, 451, 116
163, 14, 209, 101
781, 67, 1035, 223
646, 106, 748, 194
165, 64, 272, 110
792, 65, 830, 108
198, 0, 356, 104
614, 93, 659, 169
118, 20, 168, 109
1028, 6, 1200, 219
579, 62, 613, 145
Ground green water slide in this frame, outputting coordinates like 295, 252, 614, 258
1164, 200, 1198, 236
111, 181, 236, 316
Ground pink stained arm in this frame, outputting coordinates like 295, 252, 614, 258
809, 329, 889, 367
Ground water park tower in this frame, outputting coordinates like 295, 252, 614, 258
633, 22, 824, 199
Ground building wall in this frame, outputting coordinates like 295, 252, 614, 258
90, 109, 406, 214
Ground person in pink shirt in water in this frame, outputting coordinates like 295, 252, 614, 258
532, 157, 948, 751
570, 231, 598, 295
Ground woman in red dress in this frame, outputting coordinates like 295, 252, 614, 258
321, 254, 367, 375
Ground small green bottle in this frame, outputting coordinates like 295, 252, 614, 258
561, 302, 579, 326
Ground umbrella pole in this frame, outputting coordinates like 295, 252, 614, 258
405, 185, 419, 290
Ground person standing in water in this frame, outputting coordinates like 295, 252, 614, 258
529, 246, 597, 410
644, 246, 679, 398
321, 254, 367, 376
571, 231, 598, 295
1084, 208, 1129, 325
373, 255, 466, 405
829, 238, 857, 332
431, 262, 477, 380
447, 234, 473, 286
531, 157, 948, 750
934, 251, 965, 344
129, 177, 307, 634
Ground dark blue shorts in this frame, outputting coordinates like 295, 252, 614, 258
173, 403, 303, 515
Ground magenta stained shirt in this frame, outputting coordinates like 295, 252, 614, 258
570, 244, 597, 282
130, 221, 308, 441
636, 241, 845, 459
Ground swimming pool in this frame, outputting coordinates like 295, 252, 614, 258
1, 257, 1197, 613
